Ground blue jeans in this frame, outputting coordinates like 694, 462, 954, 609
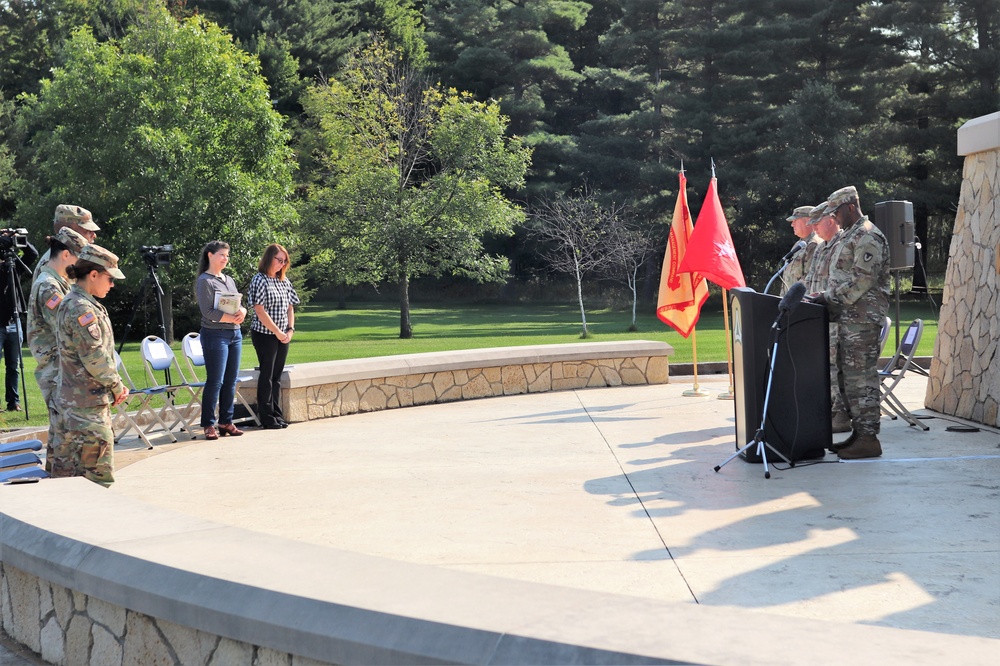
0, 322, 22, 408
200, 327, 242, 428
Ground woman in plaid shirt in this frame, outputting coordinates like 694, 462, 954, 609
247, 243, 300, 429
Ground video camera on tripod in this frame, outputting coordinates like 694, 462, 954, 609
140, 244, 173, 268
0, 228, 29, 253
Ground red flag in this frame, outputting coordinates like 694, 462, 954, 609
678, 176, 746, 290
657, 171, 709, 337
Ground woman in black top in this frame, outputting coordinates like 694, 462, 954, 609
247, 243, 299, 429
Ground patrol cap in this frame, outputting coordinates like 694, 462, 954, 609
785, 205, 815, 222
53, 226, 89, 255
807, 202, 828, 225
53, 204, 101, 231
78, 244, 125, 280
822, 186, 858, 214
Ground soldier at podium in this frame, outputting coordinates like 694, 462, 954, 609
780, 205, 822, 295
805, 186, 890, 459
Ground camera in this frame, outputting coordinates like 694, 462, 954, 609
0, 228, 29, 252
140, 244, 173, 267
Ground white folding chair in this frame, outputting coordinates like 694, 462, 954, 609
113, 351, 178, 449
181, 332, 261, 427
139, 335, 199, 432
879, 319, 929, 431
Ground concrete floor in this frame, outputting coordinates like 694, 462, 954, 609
103, 372, 1000, 644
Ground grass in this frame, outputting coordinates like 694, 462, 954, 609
1, 298, 942, 430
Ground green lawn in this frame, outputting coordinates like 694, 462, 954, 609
1, 299, 941, 430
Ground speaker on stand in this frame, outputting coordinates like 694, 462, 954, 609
872, 200, 915, 351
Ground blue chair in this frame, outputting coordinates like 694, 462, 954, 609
879, 319, 929, 431
0, 439, 48, 483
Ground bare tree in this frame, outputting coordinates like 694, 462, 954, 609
604, 212, 658, 331
529, 187, 618, 337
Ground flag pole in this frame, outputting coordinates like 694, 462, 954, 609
718, 288, 735, 400
682, 327, 709, 397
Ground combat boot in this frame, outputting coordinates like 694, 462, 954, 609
829, 430, 856, 454
831, 412, 852, 434
837, 434, 882, 459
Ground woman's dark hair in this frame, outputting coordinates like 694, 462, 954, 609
197, 240, 230, 276
66, 260, 105, 281
257, 243, 290, 280
47, 235, 71, 255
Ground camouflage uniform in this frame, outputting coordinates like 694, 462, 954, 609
822, 217, 889, 436
805, 227, 846, 418
55, 252, 126, 487
28, 266, 72, 471
780, 232, 822, 295
26, 227, 88, 472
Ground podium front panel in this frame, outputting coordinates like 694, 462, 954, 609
731, 287, 831, 462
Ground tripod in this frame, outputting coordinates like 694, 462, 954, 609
1, 247, 31, 421
118, 260, 171, 382
714, 310, 794, 479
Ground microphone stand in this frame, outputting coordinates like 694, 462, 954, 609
764, 258, 793, 295
714, 305, 796, 479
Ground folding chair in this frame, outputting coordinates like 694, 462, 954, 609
879, 319, 929, 431
0, 439, 48, 483
139, 336, 199, 433
878, 315, 892, 356
181, 332, 261, 427
113, 351, 178, 449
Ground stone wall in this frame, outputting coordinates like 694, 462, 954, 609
925, 112, 1000, 426
289, 355, 669, 422
0, 563, 328, 666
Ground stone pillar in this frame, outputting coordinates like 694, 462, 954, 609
925, 111, 1000, 426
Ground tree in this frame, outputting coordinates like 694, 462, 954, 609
300, 38, 531, 338
12, 6, 296, 287
528, 187, 616, 337
603, 209, 656, 331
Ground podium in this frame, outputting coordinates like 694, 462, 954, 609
730, 287, 831, 462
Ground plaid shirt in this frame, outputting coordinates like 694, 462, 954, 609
247, 273, 300, 335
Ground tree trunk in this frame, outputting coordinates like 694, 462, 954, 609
574, 261, 588, 337
399, 275, 413, 339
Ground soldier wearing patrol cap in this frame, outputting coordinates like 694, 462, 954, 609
54, 244, 127, 486
780, 204, 822, 295
806, 186, 890, 459
27, 227, 90, 471
32, 204, 101, 283
803, 202, 850, 435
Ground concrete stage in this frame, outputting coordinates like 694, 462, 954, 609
114, 372, 999, 638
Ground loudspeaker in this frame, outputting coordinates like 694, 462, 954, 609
730, 288, 831, 462
872, 200, 915, 270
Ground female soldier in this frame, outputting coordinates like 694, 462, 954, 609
54, 244, 128, 486
27, 227, 89, 472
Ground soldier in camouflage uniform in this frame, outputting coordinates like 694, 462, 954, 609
33, 204, 100, 283
780, 205, 823, 295
806, 186, 889, 459
803, 203, 850, 436
54, 244, 128, 486
27, 227, 89, 472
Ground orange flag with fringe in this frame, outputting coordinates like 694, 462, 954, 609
657, 171, 709, 337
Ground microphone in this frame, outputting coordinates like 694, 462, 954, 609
781, 240, 807, 263
778, 281, 807, 314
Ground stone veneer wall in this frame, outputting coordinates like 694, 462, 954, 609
925, 112, 1000, 427
0, 563, 328, 666
280, 344, 670, 423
